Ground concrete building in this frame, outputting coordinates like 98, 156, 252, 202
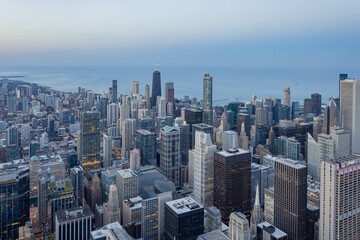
103, 184, 121, 225
229, 212, 251, 240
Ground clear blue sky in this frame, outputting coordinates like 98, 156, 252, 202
1, 0, 360, 68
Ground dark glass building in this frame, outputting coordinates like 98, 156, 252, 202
274, 158, 307, 240
78, 111, 101, 174
151, 71, 161, 108
165, 197, 204, 240
203, 73, 213, 126
295, 122, 313, 159
310, 93, 322, 116
214, 148, 251, 223
112, 79, 118, 103
0, 166, 30, 240
135, 129, 156, 165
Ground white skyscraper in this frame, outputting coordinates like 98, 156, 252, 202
129, 149, 140, 171
107, 103, 120, 126
191, 131, 217, 208
320, 155, 360, 239
119, 103, 130, 131
307, 133, 320, 181
330, 127, 351, 158
157, 96, 166, 117
238, 122, 249, 150
283, 86, 290, 107
222, 130, 238, 151
103, 184, 121, 225
116, 169, 138, 214
229, 212, 251, 240
340, 79, 360, 153
103, 134, 113, 168
121, 119, 136, 154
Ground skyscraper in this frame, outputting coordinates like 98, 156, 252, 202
164, 82, 175, 103
70, 166, 84, 207
78, 111, 101, 174
191, 131, 216, 208
303, 98, 311, 116
203, 73, 213, 126
116, 169, 138, 214
164, 197, 204, 240
320, 155, 360, 239
107, 103, 119, 126
322, 98, 337, 134
103, 134, 113, 168
151, 70, 161, 108
0, 166, 30, 240
283, 86, 290, 107
112, 79, 118, 103
340, 78, 360, 153
238, 122, 249, 150
229, 212, 251, 240
103, 184, 121, 225
222, 130, 238, 151
55, 205, 93, 240
338, 73, 348, 98
145, 84, 150, 109
135, 129, 156, 165
274, 158, 307, 240
160, 126, 181, 186
310, 93, 322, 115
214, 149, 251, 223
131, 81, 139, 95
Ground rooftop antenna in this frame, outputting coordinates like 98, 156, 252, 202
157, 57, 160, 71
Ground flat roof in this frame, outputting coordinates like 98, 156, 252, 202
166, 197, 203, 215
274, 157, 307, 169
217, 148, 249, 157
198, 230, 229, 240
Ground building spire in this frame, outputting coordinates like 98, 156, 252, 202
250, 184, 263, 237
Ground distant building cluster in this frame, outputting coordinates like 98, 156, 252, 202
0, 72, 358, 240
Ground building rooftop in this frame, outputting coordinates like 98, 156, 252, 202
116, 168, 137, 179
136, 129, 155, 135
56, 205, 93, 223
166, 197, 203, 215
197, 230, 230, 240
257, 222, 287, 238
217, 148, 249, 157
161, 125, 180, 132
274, 157, 307, 169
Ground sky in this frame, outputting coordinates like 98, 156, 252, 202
1, 0, 360, 68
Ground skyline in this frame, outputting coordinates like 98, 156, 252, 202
1, 0, 360, 68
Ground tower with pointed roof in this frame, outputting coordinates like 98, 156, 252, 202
250, 184, 263, 237
103, 184, 121, 225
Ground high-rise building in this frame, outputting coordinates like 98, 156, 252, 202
55, 205, 93, 240
131, 81, 139, 95
312, 117, 323, 141
307, 133, 320, 182
121, 119, 136, 154
103, 184, 121, 225
340, 79, 360, 153
160, 126, 181, 186
70, 166, 84, 207
157, 96, 167, 117
303, 98, 311, 116
283, 86, 290, 107
103, 134, 113, 168
6, 125, 19, 146
151, 70, 161, 108
135, 130, 156, 165
78, 111, 101, 174
276, 136, 301, 160
205, 206, 222, 233
291, 101, 300, 119
222, 130, 238, 151
310, 93, 322, 115
145, 84, 151, 109
338, 73, 348, 98
191, 131, 216, 208
320, 155, 360, 239
165, 82, 175, 103
203, 73, 213, 126
164, 197, 204, 240
129, 149, 140, 171
112, 79, 118, 103
107, 103, 119, 126
238, 122, 249, 150
264, 187, 274, 225
214, 149, 251, 223
116, 169, 138, 213
295, 122, 313, 159
256, 222, 288, 240
0, 166, 30, 240
322, 98, 337, 134
89, 174, 102, 212
229, 212, 251, 240
330, 127, 351, 158
274, 158, 307, 240
192, 123, 214, 149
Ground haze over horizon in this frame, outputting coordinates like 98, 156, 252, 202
1, 0, 360, 69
